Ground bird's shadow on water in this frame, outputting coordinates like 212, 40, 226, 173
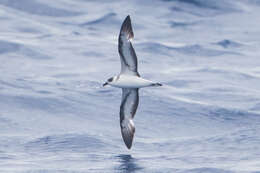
115, 154, 144, 173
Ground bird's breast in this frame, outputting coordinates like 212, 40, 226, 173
110, 75, 153, 88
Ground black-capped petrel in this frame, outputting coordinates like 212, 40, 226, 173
103, 15, 162, 149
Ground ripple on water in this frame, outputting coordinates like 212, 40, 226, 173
0, 0, 81, 17
138, 42, 239, 57
0, 40, 20, 54
24, 134, 106, 153
214, 39, 243, 48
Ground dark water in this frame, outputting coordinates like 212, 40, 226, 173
0, 0, 260, 172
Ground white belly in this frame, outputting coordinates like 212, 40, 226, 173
110, 75, 154, 88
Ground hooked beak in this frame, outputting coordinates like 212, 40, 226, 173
103, 82, 108, 87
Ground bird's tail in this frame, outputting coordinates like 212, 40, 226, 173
151, 82, 162, 87
120, 119, 135, 149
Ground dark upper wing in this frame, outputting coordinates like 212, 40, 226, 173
120, 88, 139, 149
118, 15, 140, 77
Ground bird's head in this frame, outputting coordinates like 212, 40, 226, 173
103, 76, 115, 87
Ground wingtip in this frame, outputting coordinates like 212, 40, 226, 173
122, 15, 131, 27
121, 119, 135, 149
126, 15, 131, 20
121, 127, 134, 149
125, 141, 132, 149
120, 15, 134, 39
123, 134, 133, 150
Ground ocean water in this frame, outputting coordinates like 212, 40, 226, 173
0, 0, 260, 172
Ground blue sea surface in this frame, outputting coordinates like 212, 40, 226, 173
0, 0, 260, 172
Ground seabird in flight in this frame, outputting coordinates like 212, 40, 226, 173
103, 15, 162, 149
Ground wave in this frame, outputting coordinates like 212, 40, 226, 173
213, 39, 243, 48
170, 21, 198, 28
0, 94, 71, 113
178, 167, 234, 173
0, 40, 20, 54
0, 0, 81, 17
137, 42, 239, 56
164, 0, 241, 16
0, 39, 52, 59
80, 13, 117, 26
24, 134, 106, 153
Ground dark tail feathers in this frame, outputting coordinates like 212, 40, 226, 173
151, 83, 162, 87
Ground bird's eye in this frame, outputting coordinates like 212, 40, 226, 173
108, 77, 113, 82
